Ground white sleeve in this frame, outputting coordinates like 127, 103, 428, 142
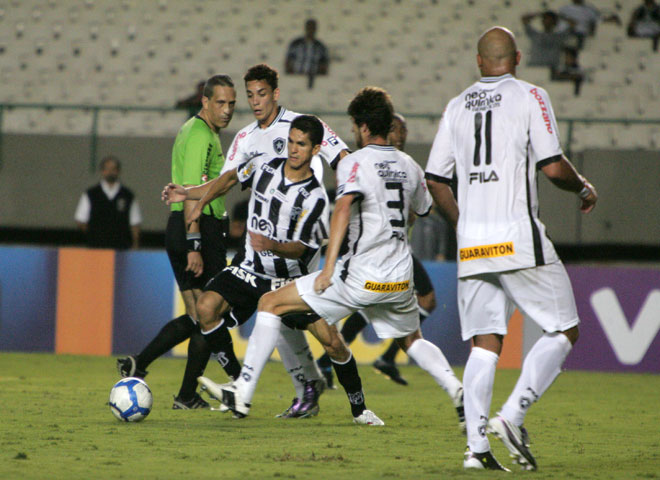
425, 105, 456, 181
527, 86, 563, 163
317, 117, 348, 170
411, 163, 433, 216
129, 198, 142, 226
221, 130, 248, 175
335, 155, 362, 199
74, 193, 91, 223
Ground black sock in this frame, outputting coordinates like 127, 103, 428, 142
380, 340, 400, 364
177, 326, 211, 401
332, 354, 366, 418
135, 314, 195, 371
212, 326, 242, 380
317, 352, 331, 369
340, 312, 367, 344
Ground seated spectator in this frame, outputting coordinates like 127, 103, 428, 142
285, 19, 329, 89
175, 80, 204, 118
627, 0, 660, 51
559, 0, 621, 49
74, 155, 142, 250
551, 47, 585, 96
522, 10, 576, 70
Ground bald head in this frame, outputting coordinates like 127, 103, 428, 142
477, 27, 519, 76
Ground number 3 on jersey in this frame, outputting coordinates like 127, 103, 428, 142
385, 182, 405, 228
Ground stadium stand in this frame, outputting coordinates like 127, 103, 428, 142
0, 0, 658, 147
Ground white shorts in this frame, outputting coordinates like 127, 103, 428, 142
296, 270, 420, 339
458, 261, 579, 341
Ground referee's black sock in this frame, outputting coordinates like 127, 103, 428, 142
201, 324, 242, 380
177, 326, 211, 401
332, 353, 367, 418
135, 314, 195, 372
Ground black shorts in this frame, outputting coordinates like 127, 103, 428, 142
165, 211, 229, 291
205, 264, 319, 329
412, 254, 434, 296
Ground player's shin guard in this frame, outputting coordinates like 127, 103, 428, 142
234, 311, 282, 405
407, 338, 462, 399
177, 326, 212, 401
499, 332, 572, 427
332, 352, 367, 418
464, 347, 499, 453
136, 314, 195, 371
277, 325, 321, 398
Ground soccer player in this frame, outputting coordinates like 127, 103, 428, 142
163, 115, 331, 418
220, 63, 351, 416
425, 27, 597, 471
316, 113, 454, 394
117, 74, 242, 409
216, 87, 464, 428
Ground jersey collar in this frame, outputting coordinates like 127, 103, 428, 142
479, 73, 514, 83
364, 144, 396, 151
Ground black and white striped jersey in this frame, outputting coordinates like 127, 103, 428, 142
236, 155, 329, 280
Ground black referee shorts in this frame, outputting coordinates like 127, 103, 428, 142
165, 211, 228, 291
412, 254, 434, 297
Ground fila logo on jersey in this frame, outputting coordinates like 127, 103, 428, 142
261, 163, 275, 174
273, 137, 285, 155
529, 88, 553, 133
469, 170, 499, 184
226, 265, 257, 287
459, 242, 514, 261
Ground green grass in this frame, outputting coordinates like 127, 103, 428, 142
1, 352, 659, 479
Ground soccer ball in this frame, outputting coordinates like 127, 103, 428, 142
108, 377, 153, 422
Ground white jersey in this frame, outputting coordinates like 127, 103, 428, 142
426, 73, 562, 278
223, 107, 348, 184
335, 144, 432, 292
236, 155, 328, 280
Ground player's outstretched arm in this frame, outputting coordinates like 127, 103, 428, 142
186, 169, 240, 225
161, 183, 187, 204
541, 155, 597, 213
314, 193, 352, 294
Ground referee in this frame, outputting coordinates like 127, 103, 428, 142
117, 74, 242, 409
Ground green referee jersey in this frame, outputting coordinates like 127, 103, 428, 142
170, 115, 226, 219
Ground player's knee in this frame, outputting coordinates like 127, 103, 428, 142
562, 325, 580, 345
418, 291, 436, 313
196, 294, 218, 329
258, 290, 278, 314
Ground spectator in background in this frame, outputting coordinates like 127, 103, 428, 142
285, 19, 329, 89
75, 155, 141, 250
627, 0, 660, 51
522, 10, 575, 70
551, 47, 585, 96
175, 80, 205, 118
559, 0, 621, 49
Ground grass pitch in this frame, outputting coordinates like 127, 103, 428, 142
1, 352, 658, 479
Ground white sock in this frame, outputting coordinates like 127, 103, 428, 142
500, 332, 572, 426
235, 311, 282, 405
463, 347, 499, 454
276, 325, 321, 398
406, 339, 462, 401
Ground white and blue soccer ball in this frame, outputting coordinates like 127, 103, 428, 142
109, 377, 153, 422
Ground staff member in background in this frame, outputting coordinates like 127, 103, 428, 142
74, 155, 141, 250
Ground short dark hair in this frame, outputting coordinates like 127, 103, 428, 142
203, 74, 234, 99
99, 155, 120, 171
244, 64, 279, 91
290, 115, 324, 147
347, 86, 394, 139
